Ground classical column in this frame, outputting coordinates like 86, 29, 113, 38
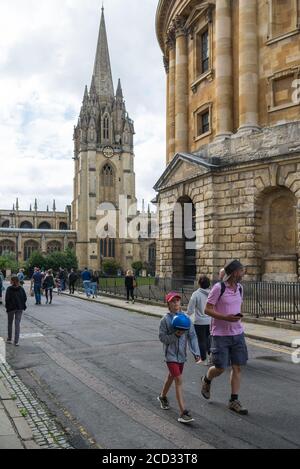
166, 31, 176, 164
238, 0, 260, 132
174, 16, 188, 154
215, 0, 233, 138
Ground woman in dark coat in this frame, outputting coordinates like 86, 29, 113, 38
125, 270, 136, 304
5, 275, 27, 346
43, 270, 55, 305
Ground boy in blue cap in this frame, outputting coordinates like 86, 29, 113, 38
158, 291, 200, 423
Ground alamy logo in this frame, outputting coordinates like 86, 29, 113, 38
292, 79, 300, 105
0, 337, 6, 364
291, 339, 300, 364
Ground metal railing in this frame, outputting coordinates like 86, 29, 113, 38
76, 278, 300, 324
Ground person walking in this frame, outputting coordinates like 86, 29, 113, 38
90, 271, 99, 299
201, 259, 249, 415
125, 270, 136, 304
0, 270, 4, 305
58, 268, 66, 292
187, 275, 212, 365
68, 269, 78, 295
17, 269, 25, 286
5, 275, 27, 346
81, 268, 92, 297
31, 267, 43, 305
43, 270, 55, 304
158, 292, 200, 424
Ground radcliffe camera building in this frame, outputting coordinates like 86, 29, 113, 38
0, 8, 155, 272
154, 0, 300, 282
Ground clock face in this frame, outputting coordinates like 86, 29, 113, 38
103, 146, 114, 158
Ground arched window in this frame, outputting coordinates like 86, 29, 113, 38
102, 164, 114, 187
103, 115, 109, 140
38, 222, 51, 230
1, 220, 9, 228
20, 221, 33, 229
0, 240, 15, 256
47, 241, 62, 253
100, 238, 115, 258
24, 241, 39, 261
59, 222, 68, 230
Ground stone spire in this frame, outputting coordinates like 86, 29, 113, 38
116, 79, 123, 99
92, 7, 114, 103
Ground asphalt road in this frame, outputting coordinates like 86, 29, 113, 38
0, 291, 300, 449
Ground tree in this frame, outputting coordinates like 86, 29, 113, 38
0, 253, 18, 274
25, 252, 46, 276
132, 261, 143, 276
102, 259, 121, 276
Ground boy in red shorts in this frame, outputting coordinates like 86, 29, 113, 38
158, 292, 200, 424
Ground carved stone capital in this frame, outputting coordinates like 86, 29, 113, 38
172, 15, 187, 38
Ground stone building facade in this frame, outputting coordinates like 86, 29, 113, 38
72, 8, 155, 272
155, 0, 300, 281
0, 8, 156, 272
0, 201, 76, 262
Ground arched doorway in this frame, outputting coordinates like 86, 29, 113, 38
256, 187, 297, 281
172, 196, 196, 282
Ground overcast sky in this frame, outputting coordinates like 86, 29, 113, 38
0, 0, 166, 212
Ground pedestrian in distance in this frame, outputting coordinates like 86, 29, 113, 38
5, 275, 27, 346
58, 268, 66, 292
219, 268, 225, 281
55, 275, 62, 295
125, 270, 136, 304
68, 269, 78, 295
187, 275, 212, 365
0, 270, 4, 305
201, 259, 249, 415
90, 271, 99, 298
17, 269, 25, 286
43, 270, 55, 304
81, 268, 92, 298
158, 292, 200, 424
31, 267, 43, 305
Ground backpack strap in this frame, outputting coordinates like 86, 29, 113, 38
218, 282, 243, 301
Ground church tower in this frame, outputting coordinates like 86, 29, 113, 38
72, 7, 137, 271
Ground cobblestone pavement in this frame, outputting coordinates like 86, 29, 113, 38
0, 362, 73, 449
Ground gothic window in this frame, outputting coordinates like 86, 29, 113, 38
59, 222, 68, 230
102, 164, 114, 187
47, 241, 62, 253
1, 221, 9, 228
20, 221, 33, 229
103, 115, 110, 140
0, 240, 15, 256
100, 238, 115, 258
38, 222, 52, 230
24, 241, 39, 261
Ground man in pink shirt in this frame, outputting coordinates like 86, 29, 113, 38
201, 260, 249, 415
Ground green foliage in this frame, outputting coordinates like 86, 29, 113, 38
102, 259, 121, 276
0, 252, 19, 273
131, 261, 143, 275
25, 249, 78, 274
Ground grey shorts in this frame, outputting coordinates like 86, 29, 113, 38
210, 334, 248, 369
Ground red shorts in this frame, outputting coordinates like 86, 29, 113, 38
167, 362, 184, 378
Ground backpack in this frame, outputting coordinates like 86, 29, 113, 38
218, 282, 243, 301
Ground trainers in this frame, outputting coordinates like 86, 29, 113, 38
14, 343, 19, 347
178, 410, 194, 424
6, 339, 12, 344
157, 395, 170, 410
229, 400, 248, 415
201, 376, 211, 400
